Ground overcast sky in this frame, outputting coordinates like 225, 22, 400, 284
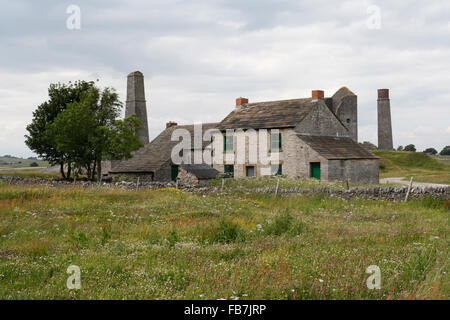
0, 0, 449, 157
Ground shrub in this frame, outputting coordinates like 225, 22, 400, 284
166, 230, 179, 248
201, 219, 245, 244
265, 211, 293, 236
264, 211, 306, 236
30, 162, 39, 167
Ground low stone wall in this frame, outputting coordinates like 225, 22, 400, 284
203, 186, 449, 201
1, 175, 449, 201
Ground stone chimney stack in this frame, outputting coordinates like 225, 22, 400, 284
377, 89, 393, 150
236, 97, 248, 107
125, 71, 149, 144
312, 90, 324, 100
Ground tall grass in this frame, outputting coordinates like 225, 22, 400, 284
0, 185, 448, 299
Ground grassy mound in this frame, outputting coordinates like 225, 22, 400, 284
373, 150, 450, 184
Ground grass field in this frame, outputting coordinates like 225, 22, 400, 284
0, 156, 49, 171
0, 185, 448, 300
374, 150, 450, 185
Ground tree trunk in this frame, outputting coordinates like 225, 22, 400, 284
60, 163, 66, 179
92, 160, 97, 181
97, 159, 102, 182
67, 163, 72, 180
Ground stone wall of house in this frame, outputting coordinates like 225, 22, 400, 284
328, 159, 379, 185
289, 134, 329, 179
294, 102, 349, 137
212, 128, 287, 178
154, 161, 172, 182
212, 128, 332, 180
335, 95, 358, 142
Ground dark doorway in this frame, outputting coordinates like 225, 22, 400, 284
310, 162, 321, 180
171, 165, 179, 181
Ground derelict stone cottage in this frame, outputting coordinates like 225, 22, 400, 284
108, 71, 380, 185
213, 89, 379, 184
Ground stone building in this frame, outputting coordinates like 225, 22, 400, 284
109, 71, 380, 185
213, 89, 379, 184
109, 122, 219, 182
377, 89, 394, 150
177, 163, 220, 186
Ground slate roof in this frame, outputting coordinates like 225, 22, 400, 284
297, 135, 379, 160
110, 123, 219, 173
180, 163, 219, 179
217, 98, 318, 130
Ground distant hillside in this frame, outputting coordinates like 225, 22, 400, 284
373, 150, 450, 184
0, 155, 49, 171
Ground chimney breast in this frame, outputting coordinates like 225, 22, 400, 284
312, 90, 324, 99
378, 89, 389, 99
236, 97, 248, 107
166, 121, 178, 129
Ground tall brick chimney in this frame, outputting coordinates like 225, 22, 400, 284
125, 71, 149, 144
236, 97, 248, 107
377, 89, 393, 150
312, 90, 324, 100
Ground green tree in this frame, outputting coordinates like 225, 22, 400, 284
397, 146, 404, 151
423, 148, 438, 155
440, 146, 450, 156
49, 86, 143, 181
404, 144, 416, 152
25, 81, 96, 178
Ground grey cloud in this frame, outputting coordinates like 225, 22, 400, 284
0, 0, 449, 157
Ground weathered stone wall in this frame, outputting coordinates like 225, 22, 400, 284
154, 161, 172, 182
177, 167, 199, 185
212, 128, 290, 178
335, 95, 358, 142
291, 135, 329, 179
1, 175, 448, 201
295, 102, 349, 137
328, 159, 379, 185
111, 172, 154, 183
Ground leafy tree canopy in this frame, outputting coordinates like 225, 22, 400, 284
440, 146, 450, 156
26, 80, 143, 180
423, 148, 438, 155
404, 144, 416, 152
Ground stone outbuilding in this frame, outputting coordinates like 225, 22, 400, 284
177, 163, 220, 186
110, 122, 219, 183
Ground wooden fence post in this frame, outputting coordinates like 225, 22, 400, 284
404, 177, 414, 202
136, 177, 140, 190
275, 178, 280, 196
221, 178, 225, 191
